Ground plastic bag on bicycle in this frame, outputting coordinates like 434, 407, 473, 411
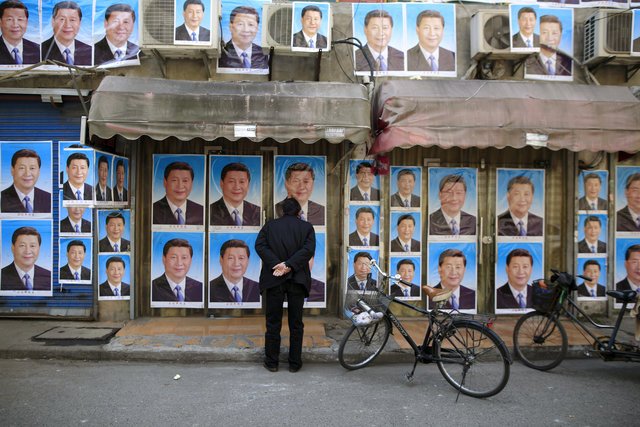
550, 271, 578, 291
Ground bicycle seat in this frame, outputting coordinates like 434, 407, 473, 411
422, 286, 452, 303
606, 290, 638, 303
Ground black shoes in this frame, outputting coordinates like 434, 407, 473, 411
288, 365, 301, 373
263, 362, 278, 372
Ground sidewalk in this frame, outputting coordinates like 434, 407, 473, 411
0, 315, 636, 363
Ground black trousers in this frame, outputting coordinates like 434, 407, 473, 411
264, 280, 306, 368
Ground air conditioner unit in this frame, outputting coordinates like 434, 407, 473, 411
262, 3, 330, 55
140, 0, 220, 58
583, 9, 636, 67
470, 10, 521, 60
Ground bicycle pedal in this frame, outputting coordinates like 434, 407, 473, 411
405, 372, 414, 382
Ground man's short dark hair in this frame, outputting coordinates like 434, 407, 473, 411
183, 0, 204, 12
164, 161, 194, 181
517, 7, 536, 19
416, 10, 444, 28
507, 175, 534, 194
583, 172, 601, 186
221, 162, 250, 181
0, 1, 29, 19
281, 197, 301, 216
285, 162, 315, 181
11, 149, 41, 167
163, 238, 193, 257
439, 174, 466, 192
583, 216, 601, 228
12, 226, 41, 245
301, 5, 321, 19
98, 155, 109, 168
583, 259, 601, 271
105, 211, 125, 225
438, 248, 466, 267
66, 239, 86, 253
355, 206, 375, 220
105, 3, 135, 21
116, 159, 124, 170
66, 152, 89, 168
625, 173, 640, 190
540, 14, 561, 32
624, 244, 640, 261
364, 9, 392, 27
355, 161, 374, 174
397, 169, 415, 182
353, 251, 372, 264
396, 214, 415, 227
220, 239, 250, 258
396, 258, 415, 271
53, 1, 82, 20
230, 6, 259, 24
506, 248, 533, 266
106, 256, 125, 269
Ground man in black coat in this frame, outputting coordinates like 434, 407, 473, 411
152, 238, 203, 303
41, 1, 92, 66
60, 206, 91, 233
1, 148, 51, 213
1, 226, 51, 291
93, 3, 139, 65
59, 240, 91, 281
255, 197, 315, 372
210, 162, 260, 226
0, 1, 40, 65
153, 161, 203, 226
209, 239, 260, 303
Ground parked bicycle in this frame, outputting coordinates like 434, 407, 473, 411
338, 259, 511, 398
513, 269, 640, 371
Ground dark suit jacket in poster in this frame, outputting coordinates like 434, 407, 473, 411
390, 193, 420, 208
93, 37, 139, 65
59, 264, 91, 281
98, 237, 131, 253
429, 209, 476, 236
616, 206, 640, 232
95, 184, 112, 201
578, 196, 607, 211
350, 186, 380, 201
390, 283, 419, 297
292, 31, 327, 49
577, 239, 606, 254
524, 53, 572, 76
389, 237, 420, 252
209, 198, 260, 226
209, 275, 260, 303
41, 37, 92, 65
152, 274, 203, 302
1, 185, 51, 213
275, 199, 325, 226
577, 283, 605, 297
63, 181, 93, 201
614, 277, 635, 303
99, 281, 130, 297
497, 210, 543, 236
0, 36, 40, 64
60, 217, 91, 233
355, 44, 404, 72
307, 278, 325, 302
512, 33, 540, 48
428, 283, 475, 310
0, 263, 51, 291
347, 274, 377, 291
175, 23, 211, 42
406, 45, 455, 72
348, 231, 379, 247
153, 197, 204, 226
114, 187, 128, 202
496, 283, 533, 309
219, 41, 268, 69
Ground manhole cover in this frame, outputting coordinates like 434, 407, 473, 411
33, 327, 119, 343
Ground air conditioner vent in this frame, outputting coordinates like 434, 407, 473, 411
143, 0, 175, 45
583, 10, 637, 66
267, 6, 292, 46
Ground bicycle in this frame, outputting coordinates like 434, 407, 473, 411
513, 269, 640, 371
338, 259, 512, 398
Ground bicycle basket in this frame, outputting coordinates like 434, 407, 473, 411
343, 288, 391, 327
531, 279, 560, 314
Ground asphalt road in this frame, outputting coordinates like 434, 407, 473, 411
0, 358, 637, 426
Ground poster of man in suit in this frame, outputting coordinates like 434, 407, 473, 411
208, 232, 261, 308
405, 4, 456, 77
615, 166, 640, 233
349, 160, 380, 202
152, 154, 205, 228
389, 256, 421, 300
495, 242, 544, 314
389, 211, 421, 254
0, 219, 52, 296
0, 142, 52, 216
97, 253, 131, 300
576, 258, 606, 300
41, 0, 93, 67
274, 155, 326, 227
577, 170, 608, 212
59, 237, 91, 283
112, 156, 128, 204
524, 9, 573, 81
428, 167, 477, 237
427, 242, 477, 313
174, 0, 210, 45
291, 2, 330, 52
345, 248, 379, 292
59, 194, 92, 234
577, 214, 608, 254
305, 231, 326, 307
93, 1, 140, 67
390, 166, 421, 209
347, 204, 380, 247
0, 0, 41, 67
509, 4, 539, 53
150, 232, 204, 308
496, 168, 545, 238
613, 239, 640, 308
97, 209, 131, 253
209, 155, 262, 228
94, 152, 113, 204
61, 147, 94, 206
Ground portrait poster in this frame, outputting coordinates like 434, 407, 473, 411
41, 0, 94, 69
427, 167, 478, 238
524, 8, 573, 81
614, 166, 640, 234
349, 159, 380, 203
217, 0, 270, 75
0, 219, 53, 296
173, 0, 212, 45
495, 241, 544, 314
94, 151, 114, 205
111, 156, 129, 205
388, 255, 421, 301
352, 3, 405, 76
509, 4, 540, 53
290, 2, 331, 52
209, 155, 262, 229
496, 168, 545, 239
306, 231, 326, 307
0, 141, 53, 217
577, 170, 608, 212
576, 213, 608, 254
208, 231, 261, 309
633, 9, 640, 56
575, 257, 607, 301
150, 231, 204, 308
97, 253, 131, 300
61, 147, 95, 207
347, 204, 380, 248
427, 241, 477, 313
58, 237, 92, 283
405, 3, 456, 77
579, 0, 628, 9
97, 209, 131, 253
389, 211, 421, 255
345, 247, 379, 293
0, 0, 41, 69
613, 238, 640, 309
535, 0, 579, 6
389, 166, 421, 210
59, 190, 92, 235
152, 154, 205, 229
93, 0, 140, 67
274, 155, 326, 227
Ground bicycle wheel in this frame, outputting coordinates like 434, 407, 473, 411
434, 320, 511, 398
513, 311, 567, 371
338, 317, 391, 370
